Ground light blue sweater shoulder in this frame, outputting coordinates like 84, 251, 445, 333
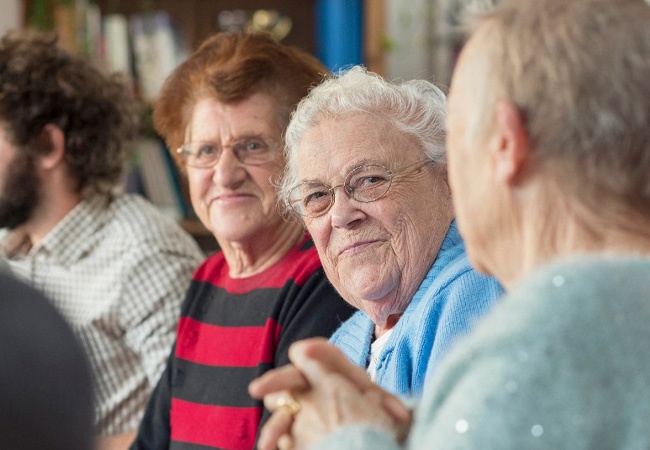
329, 221, 504, 398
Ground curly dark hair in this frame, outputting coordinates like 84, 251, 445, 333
154, 31, 328, 170
0, 30, 140, 196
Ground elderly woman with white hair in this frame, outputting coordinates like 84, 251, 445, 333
276, 66, 503, 397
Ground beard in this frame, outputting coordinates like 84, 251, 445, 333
0, 152, 40, 230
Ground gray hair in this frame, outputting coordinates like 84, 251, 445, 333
279, 66, 447, 213
467, 0, 650, 221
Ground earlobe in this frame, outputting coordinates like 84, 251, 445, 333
38, 124, 66, 170
491, 101, 530, 185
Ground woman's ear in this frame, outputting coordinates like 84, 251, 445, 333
439, 164, 452, 201
37, 124, 66, 171
489, 101, 530, 185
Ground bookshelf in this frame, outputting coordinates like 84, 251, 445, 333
21, 0, 318, 54
96, 0, 317, 53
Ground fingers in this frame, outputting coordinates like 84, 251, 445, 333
251, 338, 412, 448
257, 405, 295, 450
291, 339, 412, 427
277, 434, 294, 450
249, 364, 309, 400
288, 339, 376, 392
382, 394, 412, 424
263, 391, 300, 415
250, 338, 373, 400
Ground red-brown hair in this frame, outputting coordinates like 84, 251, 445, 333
153, 31, 328, 168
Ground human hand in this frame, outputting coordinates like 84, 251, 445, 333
249, 338, 412, 450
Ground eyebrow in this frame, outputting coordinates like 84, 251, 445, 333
183, 132, 273, 145
231, 132, 269, 141
297, 158, 381, 184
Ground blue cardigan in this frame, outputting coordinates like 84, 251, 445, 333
329, 221, 503, 398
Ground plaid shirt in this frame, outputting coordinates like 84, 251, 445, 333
0, 194, 203, 435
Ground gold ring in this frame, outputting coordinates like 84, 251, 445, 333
276, 394, 301, 416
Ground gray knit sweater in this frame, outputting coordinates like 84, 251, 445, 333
313, 256, 650, 449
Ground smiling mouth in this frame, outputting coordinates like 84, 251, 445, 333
339, 240, 380, 256
214, 193, 254, 202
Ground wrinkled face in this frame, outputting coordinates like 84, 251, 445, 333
446, 32, 495, 274
295, 113, 453, 324
0, 126, 39, 229
184, 93, 286, 244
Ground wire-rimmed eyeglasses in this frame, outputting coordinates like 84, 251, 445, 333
287, 160, 432, 218
176, 137, 278, 168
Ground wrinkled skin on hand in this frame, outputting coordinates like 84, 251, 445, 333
249, 338, 412, 450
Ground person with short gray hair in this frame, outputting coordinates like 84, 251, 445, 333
278, 65, 502, 398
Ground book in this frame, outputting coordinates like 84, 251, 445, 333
130, 11, 188, 102
84, 2, 103, 69
102, 13, 131, 76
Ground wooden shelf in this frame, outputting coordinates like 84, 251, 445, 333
92, 0, 318, 54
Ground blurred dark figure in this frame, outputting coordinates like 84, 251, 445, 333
0, 272, 94, 450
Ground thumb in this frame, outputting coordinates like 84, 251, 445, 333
289, 341, 331, 386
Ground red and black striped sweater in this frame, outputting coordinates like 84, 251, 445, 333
131, 236, 355, 450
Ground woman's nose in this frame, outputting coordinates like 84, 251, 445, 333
329, 189, 366, 229
211, 148, 247, 187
